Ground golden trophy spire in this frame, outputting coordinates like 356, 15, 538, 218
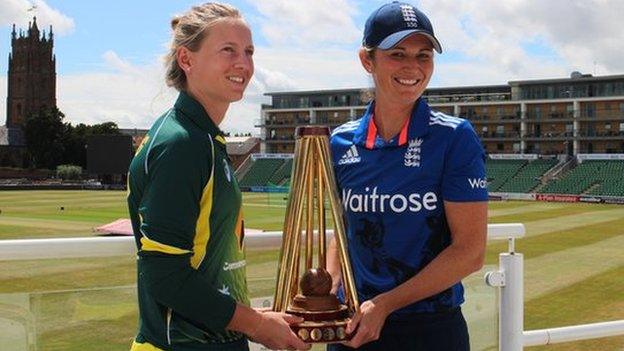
273, 126, 359, 343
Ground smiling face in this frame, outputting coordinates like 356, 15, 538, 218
179, 18, 254, 107
360, 34, 434, 107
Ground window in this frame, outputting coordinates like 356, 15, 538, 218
620, 122, 624, 132
566, 104, 574, 117
496, 125, 504, 136
497, 143, 504, 151
584, 103, 595, 118
605, 83, 614, 95
587, 122, 595, 136
606, 142, 615, 154
566, 123, 573, 133
340, 95, 348, 106
465, 107, 475, 117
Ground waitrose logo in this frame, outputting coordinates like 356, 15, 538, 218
342, 187, 438, 214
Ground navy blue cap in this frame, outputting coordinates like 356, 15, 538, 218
363, 1, 442, 53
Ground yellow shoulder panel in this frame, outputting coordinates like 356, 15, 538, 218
130, 340, 164, 351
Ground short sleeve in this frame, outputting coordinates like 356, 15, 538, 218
441, 121, 488, 202
139, 136, 210, 250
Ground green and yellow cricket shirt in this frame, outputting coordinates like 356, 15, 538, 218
127, 91, 249, 351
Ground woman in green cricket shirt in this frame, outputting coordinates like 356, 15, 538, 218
127, 3, 309, 351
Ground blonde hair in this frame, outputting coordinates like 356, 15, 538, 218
164, 2, 242, 91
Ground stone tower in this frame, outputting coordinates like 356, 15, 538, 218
6, 16, 56, 131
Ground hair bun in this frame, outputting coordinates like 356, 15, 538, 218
171, 16, 181, 30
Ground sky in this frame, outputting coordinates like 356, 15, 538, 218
1, 0, 623, 135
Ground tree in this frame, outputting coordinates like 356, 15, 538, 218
61, 123, 88, 168
61, 122, 121, 169
89, 121, 119, 135
23, 107, 66, 169
23, 106, 123, 169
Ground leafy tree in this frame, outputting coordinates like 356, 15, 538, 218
62, 122, 121, 168
23, 107, 66, 169
23, 107, 122, 169
90, 121, 119, 135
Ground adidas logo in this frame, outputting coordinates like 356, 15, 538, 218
338, 145, 361, 165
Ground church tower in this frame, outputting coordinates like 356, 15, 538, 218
6, 17, 57, 130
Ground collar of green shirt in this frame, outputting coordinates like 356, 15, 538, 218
174, 91, 227, 145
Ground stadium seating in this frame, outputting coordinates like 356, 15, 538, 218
585, 161, 624, 197
497, 158, 558, 193
486, 159, 527, 191
239, 156, 624, 197
268, 158, 293, 186
238, 158, 285, 187
539, 160, 624, 196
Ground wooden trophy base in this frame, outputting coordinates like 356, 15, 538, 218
287, 294, 352, 343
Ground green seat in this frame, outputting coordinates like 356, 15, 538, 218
541, 160, 624, 196
239, 158, 286, 187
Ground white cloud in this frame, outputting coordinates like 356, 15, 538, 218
247, 0, 361, 48
256, 47, 366, 91
48, 47, 366, 134
0, 0, 74, 35
56, 52, 175, 129
1, 52, 174, 129
420, 0, 624, 81
3, 1, 624, 136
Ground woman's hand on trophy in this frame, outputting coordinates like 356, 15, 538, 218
249, 311, 311, 350
342, 297, 391, 348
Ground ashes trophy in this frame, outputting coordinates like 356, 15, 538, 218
272, 126, 359, 344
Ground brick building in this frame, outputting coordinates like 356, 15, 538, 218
258, 73, 624, 156
1, 17, 56, 167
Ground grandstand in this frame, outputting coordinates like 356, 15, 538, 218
495, 158, 558, 193
238, 157, 287, 188
268, 158, 293, 186
485, 159, 527, 191
540, 159, 624, 196
238, 154, 624, 199
587, 161, 624, 197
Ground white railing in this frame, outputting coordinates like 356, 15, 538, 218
1, 223, 623, 350
0, 224, 525, 261
523, 320, 624, 346
483, 226, 624, 350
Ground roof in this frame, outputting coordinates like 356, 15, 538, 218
509, 74, 624, 86
265, 84, 509, 97
265, 74, 624, 97
226, 136, 259, 155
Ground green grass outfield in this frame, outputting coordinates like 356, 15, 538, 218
0, 190, 623, 350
